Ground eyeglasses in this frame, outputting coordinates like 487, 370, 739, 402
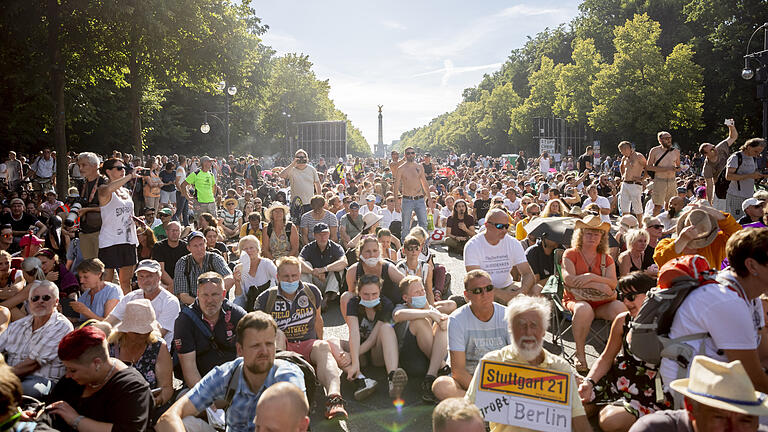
1, 234, 11, 239
490, 222, 509, 230
198, 277, 222, 285
468, 285, 494, 295
406, 151, 415, 155
31, 295, 52, 303
405, 246, 420, 251
648, 224, 663, 229
528, 212, 539, 216
111, 166, 126, 171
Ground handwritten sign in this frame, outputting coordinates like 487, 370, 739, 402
474, 360, 572, 432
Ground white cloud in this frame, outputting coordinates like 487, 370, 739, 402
398, 4, 567, 60
412, 59, 503, 86
381, 20, 406, 30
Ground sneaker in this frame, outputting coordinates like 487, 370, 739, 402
353, 377, 378, 401
324, 394, 348, 420
437, 364, 451, 377
388, 368, 408, 399
421, 375, 438, 403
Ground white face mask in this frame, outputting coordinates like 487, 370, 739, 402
362, 257, 380, 267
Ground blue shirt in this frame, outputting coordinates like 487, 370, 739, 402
187, 357, 305, 432
79, 282, 123, 320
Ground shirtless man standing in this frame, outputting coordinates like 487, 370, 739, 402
394, 146, 430, 241
618, 141, 647, 221
699, 119, 738, 210
389, 150, 402, 179
646, 131, 680, 216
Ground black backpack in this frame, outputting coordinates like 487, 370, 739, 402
714, 151, 742, 199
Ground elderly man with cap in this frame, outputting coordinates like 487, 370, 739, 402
629, 356, 768, 432
653, 201, 741, 268
465, 295, 591, 432
181, 155, 217, 216
0, 198, 47, 247
0, 280, 73, 398
173, 230, 234, 306
299, 222, 347, 306
360, 194, 381, 216
106, 259, 181, 349
739, 197, 765, 225
152, 207, 174, 241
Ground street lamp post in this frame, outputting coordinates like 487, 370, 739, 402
200, 80, 237, 155
282, 111, 291, 153
742, 22, 768, 141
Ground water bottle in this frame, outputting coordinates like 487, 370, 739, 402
427, 213, 434, 231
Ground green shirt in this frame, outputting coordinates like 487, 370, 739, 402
153, 224, 167, 241
185, 170, 216, 203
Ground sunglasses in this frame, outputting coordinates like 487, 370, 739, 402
528, 212, 540, 216
405, 246, 420, 251
198, 277, 222, 285
31, 295, 53, 303
468, 285, 494, 295
620, 292, 638, 302
647, 224, 663, 229
1, 234, 12, 239
406, 151, 415, 155
111, 166, 126, 171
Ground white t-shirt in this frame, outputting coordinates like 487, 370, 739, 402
539, 157, 550, 173
582, 195, 611, 223
463, 234, 526, 288
448, 303, 510, 375
285, 165, 319, 205
659, 274, 764, 388
109, 288, 181, 350
504, 197, 522, 214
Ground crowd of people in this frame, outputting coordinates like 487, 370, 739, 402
1, 122, 768, 432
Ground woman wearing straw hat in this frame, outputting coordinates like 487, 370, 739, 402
108, 298, 174, 417
562, 214, 627, 373
262, 202, 298, 260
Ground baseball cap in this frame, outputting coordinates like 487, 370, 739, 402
200, 156, 212, 163
349, 202, 360, 210
676, 187, 687, 194
313, 223, 330, 234
366, 194, 376, 202
742, 197, 765, 211
158, 208, 172, 216
187, 231, 205, 242
135, 259, 162, 275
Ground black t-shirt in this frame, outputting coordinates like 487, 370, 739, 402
423, 162, 434, 180
151, 239, 188, 279
173, 299, 246, 378
48, 368, 151, 432
577, 153, 592, 172
525, 242, 555, 281
299, 240, 344, 268
598, 183, 613, 198
516, 156, 526, 171
346, 296, 394, 342
473, 199, 491, 220
78, 176, 108, 233
1, 212, 39, 234
159, 170, 176, 192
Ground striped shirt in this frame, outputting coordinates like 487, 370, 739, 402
0, 312, 73, 381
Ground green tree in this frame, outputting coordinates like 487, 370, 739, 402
555, 38, 603, 123
510, 57, 562, 135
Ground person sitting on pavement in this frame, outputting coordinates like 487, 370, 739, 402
298, 222, 347, 307
659, 228, 768, 395
432, 397, 486, 432
444, 199, 475, 255
151, 221, 187, 291
465, 294, 592, 432
464, 208, 536, 303
47, 326, 153, 432
232, 235, 276, 311
739, 197, 765, 225
157, 311, 305, 432
0, 355, 52, 432
203, 226, 228, 259
525, 234, 560, 293
254, 256, 348, 420
70, 258, 122, 322
393, 275, 450, 403
152, 208, 174, 241
253, 382, 310, 432
0, 281, 73, 398
653, 200, 741, 269
579, 272, 671, 431
340, 236, 405, 321
261, 202, 299, 261
108, 299, 174, 420
339, 201, 364, 249
629, 356, 768, 432
173, 230, 234, 306
106, 259, 181, 350
299, 195, 338, 247
174, 271, 247, 390
432, 270, 510, 401
618, 229, 657, 277
562, 214, 626, 373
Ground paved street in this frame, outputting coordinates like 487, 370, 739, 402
310, 244, 607, 431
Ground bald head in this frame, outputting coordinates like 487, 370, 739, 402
254, 382, 309, 432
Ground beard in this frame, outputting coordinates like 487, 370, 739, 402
246, 357, 274, 375
668, 207, 678, 218
512, 336, 544, 363
406, 155, 415, 162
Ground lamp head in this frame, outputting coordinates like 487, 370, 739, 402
217, 81, 226, 91
227, 86, 237, 96
743, 58, 755, 80
200, 122, 211, 134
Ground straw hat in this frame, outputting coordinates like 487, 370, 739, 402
670, 356, 768, 416
362, 212, 383, 231
574, 214, 610, 232
113, 299, 159, 335
675, 205, 720, 249
568, 206, 584, 218
265, 202, 290, 221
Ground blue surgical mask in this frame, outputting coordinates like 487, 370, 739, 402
280, 280, 300, 294
359, 297, 380, 308
411, 295, 427, 309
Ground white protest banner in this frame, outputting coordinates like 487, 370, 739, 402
539, 139, 556, 155
474, 360, 572, 432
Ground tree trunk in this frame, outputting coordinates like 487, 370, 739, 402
128, 0, 143, 158
48, 0, 67, 196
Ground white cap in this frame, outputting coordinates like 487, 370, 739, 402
742, 197, 765, 211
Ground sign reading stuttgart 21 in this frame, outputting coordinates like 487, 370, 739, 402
474, 360, 572, 432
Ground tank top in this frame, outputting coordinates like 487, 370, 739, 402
356, 261, 399, 305
99, 189, 139, 248
268, 222, 292, 259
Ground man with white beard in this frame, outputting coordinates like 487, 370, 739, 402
465, 295, 593, 432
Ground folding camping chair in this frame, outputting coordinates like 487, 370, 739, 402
541, 248, 610, 367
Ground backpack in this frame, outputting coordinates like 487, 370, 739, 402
628, 255, 718, 374
714, 151, 742, 199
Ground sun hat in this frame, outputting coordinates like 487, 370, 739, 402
670, 355, 768, 416
224, 198, 239, 207
265, 202, 290, 221
568, 206, 584, 218
362, 212, 383, 230
675, 205, 720, 249
113, 299, 160, 335
574, 214, 611, 232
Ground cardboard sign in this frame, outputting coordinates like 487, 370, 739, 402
474, 360, 572, 432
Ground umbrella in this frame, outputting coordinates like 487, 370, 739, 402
524, 216, 619, 248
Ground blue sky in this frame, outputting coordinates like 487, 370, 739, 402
257, 0, 582, 149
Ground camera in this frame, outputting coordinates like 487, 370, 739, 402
137, 168, 151, 176
64, 202, 82, 227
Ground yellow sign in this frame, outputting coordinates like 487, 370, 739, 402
479, 360, 570, 405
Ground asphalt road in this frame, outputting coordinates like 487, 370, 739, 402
308, 243, 607, 432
